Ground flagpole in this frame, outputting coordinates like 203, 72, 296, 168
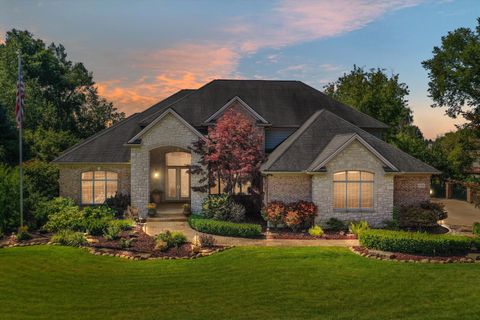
18, 50, 23, 228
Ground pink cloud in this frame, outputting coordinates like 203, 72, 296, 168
98, 44, 240, 113
232, 0, 423, 52
99, 0, 423, 114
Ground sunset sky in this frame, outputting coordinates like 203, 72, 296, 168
0, 0, 478, 138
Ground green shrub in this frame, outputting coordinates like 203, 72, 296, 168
44, 206, 84, 232
473, 222, 480, 236
199, 234, 217, 248
0, 165, 20, 234
189, 215, 262, 238
308, 225, 324, 237
83, 206, 115, 220
324, 218, 347, 232
16, 226, 32, 241
83, 218, 110, 236
156, 231, 187, 249
119, 237, 134, 249
230, 202, 246, 222
202, 194, 231, 219
398, 201, 448, 228
105, 192, 130, 218
359, 229, 472, 255
51, 230, 86, 247
349, 220, 369, 237
109, 219, 134, 231
24, 159, 59, 200
103, 224, 122, 241
201, 194, 246, 222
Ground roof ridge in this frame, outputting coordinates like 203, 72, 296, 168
261, 109, 325, 171
52, 113, 141, 163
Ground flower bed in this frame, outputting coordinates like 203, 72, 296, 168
359, 229, 472, 256
270, 230, 355, 240
351, 246, 476, 263
189, 215, 262, 238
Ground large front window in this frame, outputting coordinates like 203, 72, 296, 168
333, 171, 374, 210
81, 171, 118, 204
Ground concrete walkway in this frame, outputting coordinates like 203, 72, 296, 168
433, 198, 480, 232
144, 221, 358, 247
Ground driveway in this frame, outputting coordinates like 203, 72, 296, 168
433, 198, 480, 232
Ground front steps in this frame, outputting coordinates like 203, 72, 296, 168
147, 212, 188, 222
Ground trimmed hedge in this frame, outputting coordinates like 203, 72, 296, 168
359, 229, 472, 256
189, 215, 262, 238
473, 222, 480, 236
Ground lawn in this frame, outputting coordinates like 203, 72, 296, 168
0, 246, 479, 320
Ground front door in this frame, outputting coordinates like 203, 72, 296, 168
166, 167, 190, 201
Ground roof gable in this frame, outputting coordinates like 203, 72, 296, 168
203, 96, 269, 124
262, 110, 440, 174
126, 108, 205, 145
306, 133, 398, 172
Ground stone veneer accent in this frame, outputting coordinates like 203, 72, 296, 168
264, 174, 312, 203
58, 164, 130, 205
130, 113, 207, 216
311, 140, 394, 227
393, 174, 431, 207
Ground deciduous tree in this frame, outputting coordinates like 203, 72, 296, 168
324, 65, 412, 141
190, 109, 265, 195
422, 18, 480, 130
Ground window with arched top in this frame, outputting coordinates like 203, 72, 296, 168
333, 171, 374, 210
81, 171, 118, 205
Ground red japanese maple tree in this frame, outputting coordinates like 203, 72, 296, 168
190, 108, 266, 195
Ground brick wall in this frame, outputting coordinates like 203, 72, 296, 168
393, 175, 431, 207
264, 174, 312, 204
311, 140, 394, 227
130, 112, 206, 216
58, 164, 130, 204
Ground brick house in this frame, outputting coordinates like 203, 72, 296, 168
53, 80, 439, 226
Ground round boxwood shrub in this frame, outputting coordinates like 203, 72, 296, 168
359, 229, 472, 256
189, 215, 262, 238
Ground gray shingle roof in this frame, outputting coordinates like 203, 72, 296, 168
262, 110, 440, 174
52, 89, 194, 163
53, 80, 399, 164
164, 79, 388, 128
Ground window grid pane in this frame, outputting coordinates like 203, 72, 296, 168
93, 181, 106, 204
333, 171, 374, 210
347, 182, 360, 208
333, 182, 346, 209
81, 171, 118, 205
82, 180, 93, 204
361, 182, 373, 208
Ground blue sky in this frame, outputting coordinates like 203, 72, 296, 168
0, 0, 479, 138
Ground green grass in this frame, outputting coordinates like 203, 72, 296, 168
0, 246, 479, 320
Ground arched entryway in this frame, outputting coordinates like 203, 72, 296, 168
149, 146, 192, 205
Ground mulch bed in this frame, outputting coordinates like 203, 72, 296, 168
1, 226, 230, 260
88, 226, 229, 259
351, 246, 478, 263
0, 232, 52, 248
270, 230, 356, 240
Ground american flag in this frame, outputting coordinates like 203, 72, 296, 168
15, 54, 24, 129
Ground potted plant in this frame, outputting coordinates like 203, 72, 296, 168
147, 203, 157, 217
183, 203, 191, 216
151, 189, 162, 204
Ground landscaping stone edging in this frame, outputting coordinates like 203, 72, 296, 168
349, 246, 479, 264
0, 240, 234, 260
